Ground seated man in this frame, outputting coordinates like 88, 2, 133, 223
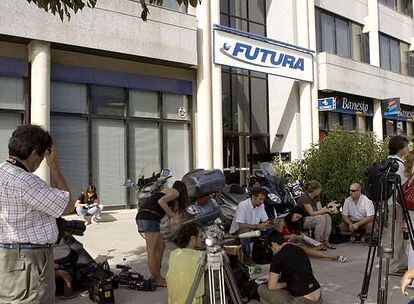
258, 230, 322, 304
340, 183, 375, 243
229, 187, 270, 263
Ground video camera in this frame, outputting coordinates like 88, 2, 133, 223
56, 217, 86, 239
379, 158, 400, 174
113, 264, 157, 292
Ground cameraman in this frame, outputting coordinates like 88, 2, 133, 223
0, 125, 75, 303
229, 187, 270, 264
166, 223, 205, 304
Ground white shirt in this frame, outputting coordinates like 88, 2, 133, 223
229, 198, 268, 234
0, 162, 69, 244
342, 194, 375, 222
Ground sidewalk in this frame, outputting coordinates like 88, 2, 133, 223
58, 210, 412, 304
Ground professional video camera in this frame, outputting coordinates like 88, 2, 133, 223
56, 217, 86, 238
113, 264, 157, 292
88, 261, 115, 304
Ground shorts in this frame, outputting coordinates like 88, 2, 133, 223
136, 219, 160, 233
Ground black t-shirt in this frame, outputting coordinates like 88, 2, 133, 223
136, 192, 167, 222
78, 192, 98, 207
297, 193, 318, 214
270, 244, 320, 297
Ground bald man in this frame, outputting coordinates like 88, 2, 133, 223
340, 183, 375, 243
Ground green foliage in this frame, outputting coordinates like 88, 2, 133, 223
26, 0, 200, 21
273, 155, 304, 183
274, 124, 389, 206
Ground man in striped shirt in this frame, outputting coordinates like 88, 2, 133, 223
0, 124, 75, 303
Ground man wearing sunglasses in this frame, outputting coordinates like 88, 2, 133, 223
339, 183, 375, 244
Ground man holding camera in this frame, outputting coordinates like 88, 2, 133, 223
0, 124, 75, 303
229, 187, 270, 264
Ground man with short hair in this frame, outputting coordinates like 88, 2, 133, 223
258, 230, 322, 304
0, 124, 75, 303
340, 183, 375, 243
230, 187, 270, 261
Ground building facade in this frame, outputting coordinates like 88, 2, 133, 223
1, 0, 414, 205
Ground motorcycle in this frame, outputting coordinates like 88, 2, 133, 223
249, 162, 298, 219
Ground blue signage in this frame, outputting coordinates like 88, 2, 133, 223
318, 97, 373, 116
382, 98, 401, 117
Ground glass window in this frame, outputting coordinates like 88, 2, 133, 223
366, 117, 373, 132
251, 78, 268, 134
248, 1, 265, 24
91, 86, 126, 116
163, 123, 190, 184
231, 75, 250, 132
328, 112, 340, 129
319, 112, 327, 130
163, 93, 190, 121
0, 113, 20, 161
222, 73, 232, 131
220, 0, 229, 14
342, 114, 355, 131
51, 82, 87, 114
0, 76, 25, 110
409, 51, 414, 76
361, 33, 371, 63
396, 121, 407, 135
92, 119, 126, 206
129, 89, 159, 118
230, 17, 248, 32
129, 122, 160, 204
229, 0, 248, 19
380, 35, 391, 70
400, 42, 409, 75
386, 120, 395, 135
249, 23, 266, 36
161, 0, 187, 12
390, 39, 401, 73
51, 116, 89, 196
321, 13, 335, 53
335, 18, 351, 58
351, 23, 362, 61
221, 14, 230, 26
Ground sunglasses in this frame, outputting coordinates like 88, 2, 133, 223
349, 189, 359, 192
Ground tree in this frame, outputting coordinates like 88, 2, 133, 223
25, 0, 200, 21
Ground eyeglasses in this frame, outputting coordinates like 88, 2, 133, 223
349, 189, 359, 192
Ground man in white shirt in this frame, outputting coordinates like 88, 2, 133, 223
340, 183, 375, 243
230, 187, 270, 260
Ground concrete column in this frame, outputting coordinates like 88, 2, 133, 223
28, 40, 50, 182
356, 116, 367, 131
367, 0, 381, 67
373, 100, 384, 139
210, 0, 223, 170
296, 0, 315, 154
195, 0, 213, 169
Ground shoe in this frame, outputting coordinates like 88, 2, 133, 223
353, 234, 362, 244
389, 269, 406, 276
336, 256, 347, 263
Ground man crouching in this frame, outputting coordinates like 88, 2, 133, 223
258, 230, 322, 304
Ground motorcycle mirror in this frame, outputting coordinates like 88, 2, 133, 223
254, 170, 266, 178
122, 179, 134, 188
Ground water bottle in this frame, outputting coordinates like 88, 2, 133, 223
122, 258, 127, 266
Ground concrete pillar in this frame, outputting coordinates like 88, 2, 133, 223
407, 122, 414, 140
296, 0, 316, 154
357, 116, 367, 131
367, 0, 381, 67
195, 0, 213, 169
210, 0, 223, 170
28, 40, 50, 182
373, 100, 384, 139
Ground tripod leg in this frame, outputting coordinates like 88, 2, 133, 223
223, 254, 244, 304
185, 252, 207, 304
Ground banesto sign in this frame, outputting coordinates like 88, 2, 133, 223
213, 26, 313, 83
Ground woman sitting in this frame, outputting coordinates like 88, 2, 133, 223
136, 181, 190, 287
275, 206, 346, 263
75, 185, 102, 225
298, 180, 336, 249
166, 223, 205, 304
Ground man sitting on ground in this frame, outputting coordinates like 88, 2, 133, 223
258, 230, 322, 304
340, 183, 375, 243
229, 187, 270, 264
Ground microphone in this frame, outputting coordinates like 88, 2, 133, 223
237, 230, 261, 239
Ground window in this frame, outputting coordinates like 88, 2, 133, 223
380, 33, 406, 74
160, 0, 187, 13
384, 119, 407, 136
316, 9, 369, 63
220, 0, 269, 185
379, 0, 413, 17
51, 81, 192, 207
318, 112, 361, 132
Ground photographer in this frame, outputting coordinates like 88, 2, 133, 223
75, 184, 102, 225
166, 223, 205, 304
0, 124, 75, 303
258, 230, 322, 304
229, 187, 270, 264
136, 180, 190, 287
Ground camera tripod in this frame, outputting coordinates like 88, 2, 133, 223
359, 159, 414, 304
185, 245, 244, 304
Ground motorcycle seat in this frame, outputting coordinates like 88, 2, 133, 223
222, 184, 249, 204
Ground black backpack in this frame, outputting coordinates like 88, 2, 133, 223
364, 158, 403, 202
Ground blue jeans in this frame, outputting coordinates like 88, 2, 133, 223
76, 206, 102, 217
241, 238, 251, 257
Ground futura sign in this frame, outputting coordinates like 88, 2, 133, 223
213, 25, 314, 82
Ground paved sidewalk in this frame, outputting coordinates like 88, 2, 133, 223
57, 210, 413, 304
